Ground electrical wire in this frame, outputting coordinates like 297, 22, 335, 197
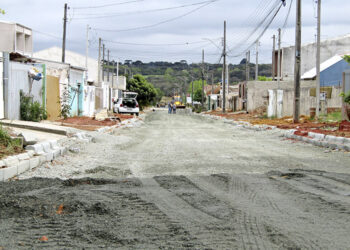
72, 0, 144, 10
72, 0, 216, 20
103, 39, 208, 46
94, 0, 218, 33
32, 29, 61, 40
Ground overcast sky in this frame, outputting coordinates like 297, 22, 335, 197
1, 0, 349, 64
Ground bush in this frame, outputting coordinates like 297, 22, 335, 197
20, 91, 47, 122
0, 126, 23, 159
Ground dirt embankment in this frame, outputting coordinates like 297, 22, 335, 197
56, 114, 134, 131
205, 111, 350, 138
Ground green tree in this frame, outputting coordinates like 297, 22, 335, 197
193, 88, 206, 103
0, 9, 5, 15
188, 80, 207, 96
127, 74, 157, 109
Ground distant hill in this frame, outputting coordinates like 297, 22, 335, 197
108, 60, 272, 96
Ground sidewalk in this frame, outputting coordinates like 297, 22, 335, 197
0, 119, 80, 135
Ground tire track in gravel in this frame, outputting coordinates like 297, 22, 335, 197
187, 174, 330, 249
154, 175, 276, 249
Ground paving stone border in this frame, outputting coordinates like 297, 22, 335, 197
0, 132, 93, 182
195, 113, 350, 152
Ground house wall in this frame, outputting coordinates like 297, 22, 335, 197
5, 62, 44, 120
83, 86, 95, 117
0, 22, 32, 56
281, 34, 350, 80
247, 80, 343, 117
0, 52, 4, 119
46, 75, 60, 121
0, 22, 15, 52
69, 69, 84, 116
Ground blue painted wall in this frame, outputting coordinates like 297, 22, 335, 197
320, 59, 350, 87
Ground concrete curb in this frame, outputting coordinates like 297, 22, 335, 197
195, 113, 350, 152
0, 131, 94, 182
282, 130, 350, 152
96, 118, 144, 133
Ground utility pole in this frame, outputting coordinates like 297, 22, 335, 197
272, 35, 276, 81
191, 79, 194, 107
223, 20, 227, 113
102, 44, 105, 81
246, 51, 250, 81
277, 28, 281, 88
98, 38, 102, 85
255, 41, 259, 81
107, 50, 110, 82
293, 0, 302, 123
202, 49, 205, 109
85, 24, 89, 70
62, 3, 68, 63
315, 0, 321, 119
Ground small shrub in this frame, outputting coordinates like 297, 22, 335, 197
0, 126, 23, 159
20, 91, 47, 122
59, 86, 72, 119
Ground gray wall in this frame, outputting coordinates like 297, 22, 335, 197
5, 62, 44, 120
281, 35, 350, 80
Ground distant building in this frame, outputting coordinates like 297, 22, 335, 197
34, 46, 97, 84
301, 55, 350, 87
275, 34, 350, 80
0, 20, 33, 57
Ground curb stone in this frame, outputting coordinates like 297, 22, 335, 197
283, 130, 350, 152
195, 113, 350, 153
0, 130, 94, 181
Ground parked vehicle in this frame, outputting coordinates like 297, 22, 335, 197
113, 92, 139, 116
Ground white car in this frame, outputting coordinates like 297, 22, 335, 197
113, 92, 140, 116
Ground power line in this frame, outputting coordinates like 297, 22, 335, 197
72, 0, 144, 10
94, 0, 219, 33
103, 39, 208, 46
32, 29, 61, 40
72, 0, 216, 19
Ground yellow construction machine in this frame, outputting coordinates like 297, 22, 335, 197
173, 95, 186, 109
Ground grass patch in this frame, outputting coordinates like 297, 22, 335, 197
0, 126, 23, 160
319, 112, 342, 123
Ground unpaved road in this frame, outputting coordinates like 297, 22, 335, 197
1, 111, 350, 249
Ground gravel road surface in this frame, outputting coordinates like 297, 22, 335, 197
1, 111, 350, 249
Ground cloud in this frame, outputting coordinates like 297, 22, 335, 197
0, 0, 349, 63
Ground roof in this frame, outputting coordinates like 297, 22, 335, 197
301, 55, 345, 80
0, 20, 32, 30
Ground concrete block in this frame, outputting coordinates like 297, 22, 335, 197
17, 160, 30, 175
41, 142, 52, 153
334, 137, 345, 144
3, 165, 18, 180
60, 146, 67, 155
343, 145, 350, 152
321, 141, 329, 147
325, 135, 337, 143
26, 150, 35, 157
39, 155, 46, 165
329, 144, 338, 150
344, 138, 350, 144
17, 153, 30, 161
0, 168, 4, 181
52, 149, 61, 158
29, 157, 40, 169
49, 140, 60, 150
26, 144, 45, 154
0, 160, 5, 168
308, 132, 325, 141
3, 156, 19, 167
45, 152, 54, 162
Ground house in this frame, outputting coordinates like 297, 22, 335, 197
0, 20, 33, 57
301, 55, 350, 87
275, 34, 350, 80
34, 47, 97, 85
